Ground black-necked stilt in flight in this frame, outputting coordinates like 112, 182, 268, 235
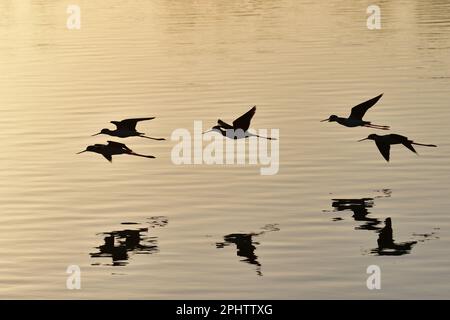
92, 118, 165, 140
77, 141, 155, 162
321, 94, 389, 130
358, 133, 437, 162
203, 106, 275, 140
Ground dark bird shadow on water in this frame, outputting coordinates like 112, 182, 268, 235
324, 190, 438, 256
326, 189, 391, 231
90, 216, 168, 267
216, 224, 279, 277
331, 197, 381, 231
371, 218, 417, 256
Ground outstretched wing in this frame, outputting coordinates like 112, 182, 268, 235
349, 94, 383, 120
232, 106, 256, 131
102, 154, 113, 162
217, 119, 233, 129
107, 140, 132, 152
402, 141, 417, 154
375, 140, 390, 162
111, 117, 155, 131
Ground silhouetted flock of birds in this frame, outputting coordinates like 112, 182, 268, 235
78, 94, 437, 162
78, 118, 165, 161
78, 106, 273, 162
322, 93, 437, 161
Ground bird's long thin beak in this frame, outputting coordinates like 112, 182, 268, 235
92, 133, 101, 136
202, 130, 213, 134
320, 118, 329, 122
76, 150, 87, 154
358, 138, 369, 142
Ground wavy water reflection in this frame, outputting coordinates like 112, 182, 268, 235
326, 191, 438, 256
216, 224, 279, 276
90, 216, 168, 266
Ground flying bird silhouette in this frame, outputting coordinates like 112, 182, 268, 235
203, 106, 275, 140
92, 117, 165, 140
321, 94, 389, 130
358, 133, 437, 162
77, 141, 155, 162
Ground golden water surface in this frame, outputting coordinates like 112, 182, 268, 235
0, 0, 449, 299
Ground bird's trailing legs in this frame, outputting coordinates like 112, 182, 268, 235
129, 152, 155, 159
410, 142, 437, 148
202, 129, 277, 140
247, 132, 277, 140
140, 135, 166, 141
364, 123, 390, 130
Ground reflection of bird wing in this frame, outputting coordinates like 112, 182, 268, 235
349, 94, 383, 120
107, 141, 132, 152
217, 119, 233, 129
375, 139, 390, 162
233, 106, 256, 131
111, 117, 155, 131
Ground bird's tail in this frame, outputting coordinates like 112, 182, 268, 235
412, 142, 437, 147
130, 152, 156, 159
141, 135, 165, 141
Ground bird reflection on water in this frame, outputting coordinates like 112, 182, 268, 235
328, 189, 391, 231
331, 197, 381, 231
371, 218, 417, 256
326, 190, 437, 256
216, 224, 279, 276
90, 216, 168, 266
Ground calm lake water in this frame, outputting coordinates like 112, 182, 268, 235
0, 0, 449, 299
